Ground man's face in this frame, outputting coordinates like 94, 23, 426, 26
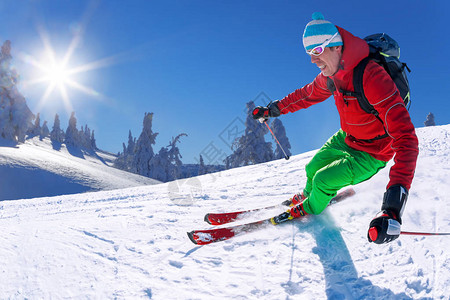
309, 46, 342, 77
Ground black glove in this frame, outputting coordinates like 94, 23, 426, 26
252, 101, 281, 122
367, 210, 401, 244
368, 185, 408, 244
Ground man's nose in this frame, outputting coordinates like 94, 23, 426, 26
310, 55, 319, 63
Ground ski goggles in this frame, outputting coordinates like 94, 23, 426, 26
307, 32, 338, 56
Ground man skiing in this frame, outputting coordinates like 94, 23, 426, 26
252, 12, 419, 244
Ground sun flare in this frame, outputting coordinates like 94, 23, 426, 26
45, 63, 70, 87
19, 21, 112, 115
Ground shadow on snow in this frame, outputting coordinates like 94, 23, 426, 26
284, 213, 412, 300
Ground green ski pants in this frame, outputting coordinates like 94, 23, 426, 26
302, 130, 387, 215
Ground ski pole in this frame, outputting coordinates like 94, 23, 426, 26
264, 121, 290, 160
401, 231, 450, 236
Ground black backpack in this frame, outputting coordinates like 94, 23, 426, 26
328, 33, 411, 141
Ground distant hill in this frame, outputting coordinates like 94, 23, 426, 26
0, 137, 160, 200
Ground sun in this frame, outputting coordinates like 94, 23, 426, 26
19, 22, 110, 115
21, 45, 102, 115
45, 62, 70, 88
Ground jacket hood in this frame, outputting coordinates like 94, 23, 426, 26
336, 26, 369, 72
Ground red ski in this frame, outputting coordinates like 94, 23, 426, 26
204, 188, 355, 226
188, 219, 271, 245
204, 203, 288, 225
188, 188, 355, 245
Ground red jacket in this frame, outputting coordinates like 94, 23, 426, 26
277, 27, 419, 190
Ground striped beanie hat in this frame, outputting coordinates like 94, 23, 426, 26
302, 12, 343, 52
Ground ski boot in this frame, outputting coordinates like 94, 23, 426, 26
281, 192, 306, 207
270, 202, 308, 225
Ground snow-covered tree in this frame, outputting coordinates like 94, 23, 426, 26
424, 112, 435, 127
126, 130, 136, 154
270, 118, 292, 160
132, 112, 158, 176
0, 40, 34, 142
78, 124, 95, 150
225, 101, 273, 168
64, 112, 79, 147
198, 155, 207, 175
40, 120, 49, 140
50, 114, 65, 143
90, 130, 97, 150
148, 147, 169, 182
79, 125, 87, 147
166, 133, 187, 180
28, 113, 41, 137
114, 130, 136, 171
114, 113, 188, 181
114, 143, 127, 170
148, 133, 187, 182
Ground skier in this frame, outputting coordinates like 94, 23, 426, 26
252, 13, 419, 244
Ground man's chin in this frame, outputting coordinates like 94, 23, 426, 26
321, 69, 334, 77
319, 66, 328, 76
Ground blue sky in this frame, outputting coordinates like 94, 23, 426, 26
1, 0, 449, 164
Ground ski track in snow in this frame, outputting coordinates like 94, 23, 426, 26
0, 125, 449, 299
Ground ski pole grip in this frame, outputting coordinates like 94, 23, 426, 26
368, 226, 379, 242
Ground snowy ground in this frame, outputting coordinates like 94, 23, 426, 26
0, 125, 449, 299
0, 137, 160, 200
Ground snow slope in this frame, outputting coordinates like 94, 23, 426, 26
0, 125, 449, 299
0, 137, 160, 200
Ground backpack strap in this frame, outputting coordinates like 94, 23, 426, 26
350, 57, 378, 115
326, 77, 336, 93
341, 56, 390, 142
